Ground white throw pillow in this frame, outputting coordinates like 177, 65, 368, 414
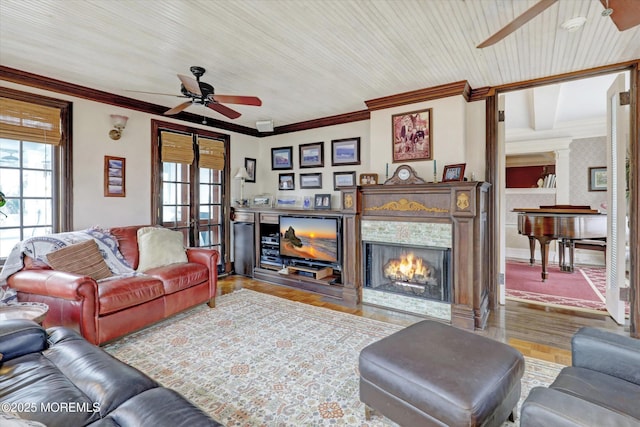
136, 227, 188, 272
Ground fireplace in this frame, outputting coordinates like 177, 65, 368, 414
341, 181, 491, 329
365, 243, 451, 303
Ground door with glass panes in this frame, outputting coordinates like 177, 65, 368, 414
154, 124, 230, 273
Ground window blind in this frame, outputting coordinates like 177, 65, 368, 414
160, 131, 194, 164
198, 137, 225, 170
0, 97, 62, 145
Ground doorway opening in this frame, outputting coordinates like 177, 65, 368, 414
497, 71, 631, 322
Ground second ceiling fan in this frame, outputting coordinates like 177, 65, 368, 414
477, 0, 640, 48
164, 66, 262, 119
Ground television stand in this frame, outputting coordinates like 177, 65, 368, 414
285, 265, 333, 280
233, 206, 358, 306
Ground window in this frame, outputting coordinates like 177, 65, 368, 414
0, 89, 72, 263
151, 120, 230, 273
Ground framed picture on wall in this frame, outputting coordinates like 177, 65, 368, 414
300, 173, 322, 189
589, 166, 607, 191
244, 157, 256, 183
392, 108, 432, 163
278, 173, 295, 190
299, 142, 324, 168
271, 146, 293, 170
104, 156, 126, 197
333, 171, 356, 190
331, 138, 361, 166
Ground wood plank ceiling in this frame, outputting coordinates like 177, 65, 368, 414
1, 0, 639, 130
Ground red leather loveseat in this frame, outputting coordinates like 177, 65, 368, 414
7, 225, 219, 345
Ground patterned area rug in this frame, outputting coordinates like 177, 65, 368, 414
104, 289, 563, 426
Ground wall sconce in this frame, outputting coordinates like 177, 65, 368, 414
109, 114, 129, 140
234, 166, 250, 206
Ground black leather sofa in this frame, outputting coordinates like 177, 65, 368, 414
0, 319, 222, 427
521, 326, 640, 427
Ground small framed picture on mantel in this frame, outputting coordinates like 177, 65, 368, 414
442, 163, 466, 182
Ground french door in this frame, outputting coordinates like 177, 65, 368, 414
151, 120, 231, 273
605, 74, 629, 324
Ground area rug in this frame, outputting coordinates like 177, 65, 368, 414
505, 260, 606, 312
104, 289, 563, 426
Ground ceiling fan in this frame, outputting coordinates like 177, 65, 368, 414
135, 66, 262, 119
477, 0, 640, 48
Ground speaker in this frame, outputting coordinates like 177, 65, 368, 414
256, 120, 274, 132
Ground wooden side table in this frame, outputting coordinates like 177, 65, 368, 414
0, 302, 49, 324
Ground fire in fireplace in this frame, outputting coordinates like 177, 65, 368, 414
365, 243, 451, 302
384, 252, 433, 284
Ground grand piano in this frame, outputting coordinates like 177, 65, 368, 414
515, 205, 607, 281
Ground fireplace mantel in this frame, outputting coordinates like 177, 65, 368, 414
341, 181, 491, 329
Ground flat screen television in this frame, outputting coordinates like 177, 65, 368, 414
279, 215, 340, 266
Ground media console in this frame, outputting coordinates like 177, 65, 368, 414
232, 207, 358, 305
234, 181, 490, 330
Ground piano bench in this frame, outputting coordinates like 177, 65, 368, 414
574, 239, 606, 254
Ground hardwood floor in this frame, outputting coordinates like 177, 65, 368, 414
219, 274, 628, 366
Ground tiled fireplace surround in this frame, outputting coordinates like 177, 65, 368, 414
362, 220, 453, 321
343, 181, 491, 330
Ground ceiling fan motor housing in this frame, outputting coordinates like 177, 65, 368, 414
165, 65, 260, 118
180, 82, 214, 100
190, 66, 206, 79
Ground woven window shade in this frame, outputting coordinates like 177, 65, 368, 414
198, 137, 225, 170
161, 131, 194, 164
0, 97, 62, 145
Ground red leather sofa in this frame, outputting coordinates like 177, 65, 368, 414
7, 225, 219, 345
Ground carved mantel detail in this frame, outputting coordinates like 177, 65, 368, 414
365, 198, 449, 213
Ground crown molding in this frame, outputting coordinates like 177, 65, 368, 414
365, 80, 471, 111
0, 66, 260, 137
274, 109, 370, 135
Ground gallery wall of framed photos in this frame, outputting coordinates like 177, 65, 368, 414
261, 132, 367, 208
231, 92, 483, 210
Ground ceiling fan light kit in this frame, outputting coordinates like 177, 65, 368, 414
601, 0, 613, 17
162, 66, 262, 120
477, 0, 638, 48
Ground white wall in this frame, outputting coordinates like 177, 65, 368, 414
369, 95, 484, 183
466, 100, 487, 181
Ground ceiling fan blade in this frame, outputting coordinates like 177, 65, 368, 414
477, 0, 558, 48
178, 74, 202, 96
207, 102, 242, 119
600, 0, 640, 31
211, 94, 262, 106
125, 89, 186, 97
164, 101, 193, 115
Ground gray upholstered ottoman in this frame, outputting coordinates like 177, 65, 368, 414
359, 320, 524, 427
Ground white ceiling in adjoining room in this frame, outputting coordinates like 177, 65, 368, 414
504, 72, 622, 144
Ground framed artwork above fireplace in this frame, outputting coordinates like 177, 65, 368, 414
392, 108, 432, 163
